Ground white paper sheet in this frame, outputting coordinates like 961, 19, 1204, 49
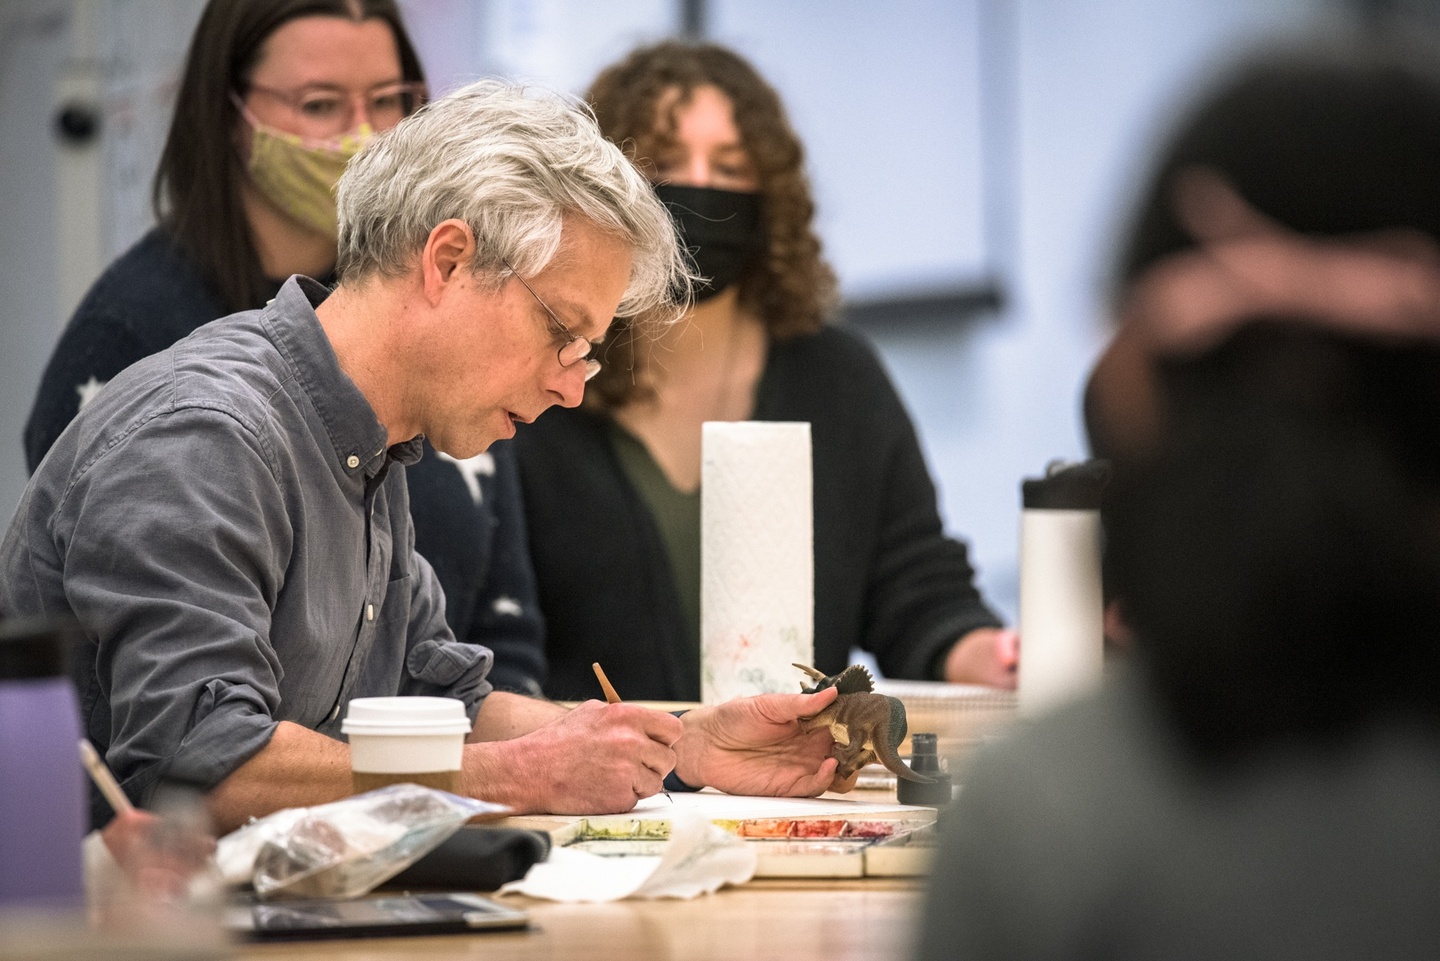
500, 810, 755, 902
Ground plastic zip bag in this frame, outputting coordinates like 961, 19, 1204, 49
215, 785, 507, 900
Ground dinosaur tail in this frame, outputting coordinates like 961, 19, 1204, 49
876, 696, 934, 783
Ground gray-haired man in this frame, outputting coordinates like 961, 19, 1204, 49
1, 81, 842, 833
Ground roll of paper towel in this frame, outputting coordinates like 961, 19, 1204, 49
701, 422, 813, 704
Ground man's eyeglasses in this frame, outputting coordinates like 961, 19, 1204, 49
502, 260, 602, 382
243, 81, 426, 138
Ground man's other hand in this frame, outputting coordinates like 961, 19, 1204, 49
671, 687, 844, 797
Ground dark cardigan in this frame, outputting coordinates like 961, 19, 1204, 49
24, 228, 546, 693
515, 324, 1002, 702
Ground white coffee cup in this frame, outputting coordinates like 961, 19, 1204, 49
341, 696, 471, 795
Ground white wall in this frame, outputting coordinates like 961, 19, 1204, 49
0, 0, 202, 526
0, 0, 71, 525
707, 0, 993, 299
870, 0, 1324, 621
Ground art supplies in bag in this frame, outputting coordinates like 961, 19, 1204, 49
215, 784, 507, 900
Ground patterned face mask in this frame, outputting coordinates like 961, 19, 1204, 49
234, 97, 374, 240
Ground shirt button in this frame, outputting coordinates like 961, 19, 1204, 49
346, 454, 360, 469
366, 603, 375, 622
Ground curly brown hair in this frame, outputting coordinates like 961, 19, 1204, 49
583, 40, 837, 408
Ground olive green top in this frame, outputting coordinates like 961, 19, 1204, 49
605, 421, 702, 655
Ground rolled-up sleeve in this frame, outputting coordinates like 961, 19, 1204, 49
55, 406, 291, 804
399, 547, 494, 723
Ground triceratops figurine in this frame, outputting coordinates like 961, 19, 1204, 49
793, 663, 931, 783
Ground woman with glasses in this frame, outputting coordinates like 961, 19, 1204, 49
23, 0, 547, 695
514, 41, 1015, 703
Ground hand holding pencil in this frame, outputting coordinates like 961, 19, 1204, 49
499, 667, 680, 811
80, 738, 158, 870
79, 738, 219, 899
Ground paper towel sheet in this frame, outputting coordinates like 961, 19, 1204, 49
700, 422, 813, 704
500, 810, 755, 902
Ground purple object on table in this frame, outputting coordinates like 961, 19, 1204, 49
0, 619, 85, 909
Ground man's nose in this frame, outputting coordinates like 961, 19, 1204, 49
547, 362, 587, 409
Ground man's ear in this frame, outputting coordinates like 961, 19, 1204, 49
421, 219, 477, 305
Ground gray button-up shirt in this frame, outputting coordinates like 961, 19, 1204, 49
1, 277, 492, 826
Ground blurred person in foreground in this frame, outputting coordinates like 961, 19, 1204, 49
24, 0, 549, 697
1, 80, 847, 835
517, 41, 1014, 702
917, 39, 1440, 960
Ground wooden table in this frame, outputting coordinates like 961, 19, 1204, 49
228, 680, 993, 961
238, 877, 922, 961
237, 786, 929, 961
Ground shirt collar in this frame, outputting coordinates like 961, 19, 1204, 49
264, 276, 425, 479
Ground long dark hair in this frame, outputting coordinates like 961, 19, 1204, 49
152, 0, 425, 313
584, 41, 837, 409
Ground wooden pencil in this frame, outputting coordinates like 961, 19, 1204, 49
592, 662, 622, 704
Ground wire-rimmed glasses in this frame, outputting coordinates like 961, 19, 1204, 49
502, 259, 602, 382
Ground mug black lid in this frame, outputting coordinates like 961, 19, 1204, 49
0, 617, 81, 680
1022, 459, 1111, 510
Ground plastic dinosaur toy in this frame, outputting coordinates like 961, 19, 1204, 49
793, 663, 932, 783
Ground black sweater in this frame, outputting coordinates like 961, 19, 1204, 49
24, 228, 546, 693
515, 324, 1002, 701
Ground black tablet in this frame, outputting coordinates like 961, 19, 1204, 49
225, 892, 529, 941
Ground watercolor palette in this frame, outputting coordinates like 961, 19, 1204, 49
555, 813, 936, 878
504, 789, 943, 878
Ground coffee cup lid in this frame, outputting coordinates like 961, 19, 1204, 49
341, 696, 472, 736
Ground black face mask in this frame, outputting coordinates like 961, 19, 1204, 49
654, 184, 764, 303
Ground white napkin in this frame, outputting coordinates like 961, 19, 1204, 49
500, 810, 756, 902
